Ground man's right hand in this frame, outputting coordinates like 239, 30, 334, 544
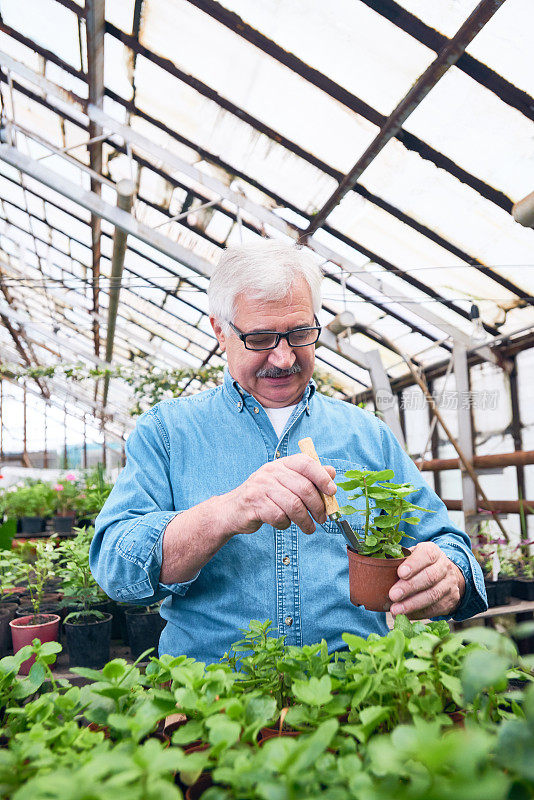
220, 454, 337, 536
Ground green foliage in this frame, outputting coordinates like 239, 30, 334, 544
0, 617, 533, 799
0, 481, 55, 518
22, 538, 60, 620
56, 527, 105, 611
337, 468, 434, 559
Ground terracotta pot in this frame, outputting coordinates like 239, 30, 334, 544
259, 726, 300, 743
347, 546, 411, 612
9, 614, 60, 674
447, 709, 465, 727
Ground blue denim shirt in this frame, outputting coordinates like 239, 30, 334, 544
91, 367, 487, 663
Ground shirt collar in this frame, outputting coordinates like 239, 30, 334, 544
222, 366, 316, 414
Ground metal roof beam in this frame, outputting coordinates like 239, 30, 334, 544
0, 48, 525, 332
304, 0, 507, 237
85, 0, 106, 357
0, 53, 501, 363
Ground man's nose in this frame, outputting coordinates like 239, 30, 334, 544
267, 337, 295, 368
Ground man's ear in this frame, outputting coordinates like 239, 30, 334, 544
210, 316, 226, 352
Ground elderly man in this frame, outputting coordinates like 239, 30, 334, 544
91, 240, 487, 663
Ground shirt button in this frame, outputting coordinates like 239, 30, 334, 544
275, 450, 281, 458
282, 556, 290, 566
253, 406, 259, 414
284, 616, 293, 627
237, 402, 242, 410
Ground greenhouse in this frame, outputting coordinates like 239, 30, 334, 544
0, 0, 534, 797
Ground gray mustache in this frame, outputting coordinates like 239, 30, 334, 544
256, 364, 302, 379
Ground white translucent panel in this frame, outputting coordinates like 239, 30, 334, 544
223, 0, 434, 115
331, 191, 519, 317
69, 240, 91, 267
360, 139, 534, 305
401, 386, 430, 457
137, 171, 173, 208
516, 348, 534, 426
0, 32, 43, 73
470, 362, 512, 435
107, 0, 136, 35
4, 203, 31, 233
25, 193, 45, 220
133, 56, 339, 214
45, 205, 91, 247
466, 0, 534, 97
0, 0, 82, 69
314, 347, 370, 387
103, 94, 128, 124
393, 1, 479, 37
204, 210, 234, 243
45, 62, 88, 100
104, 34, 134, 102
404, 67, 534, 200
0, 175, 26, 209
141, 1, 379, 174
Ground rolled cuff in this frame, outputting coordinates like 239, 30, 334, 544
112, 511, 200, 602
435, 537, 488, 622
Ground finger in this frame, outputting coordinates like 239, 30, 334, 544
260, 498, 291, 531
277, 468, 328, 524
283, 454, 337, 496
396, 541, 442, 581
390, 577, 453, 618
389, 558, 448, 603
267, 484, 316, 534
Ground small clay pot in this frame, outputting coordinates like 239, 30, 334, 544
347, 546, 411, 612
259, 726, 300, 743
9, 614, 60, 674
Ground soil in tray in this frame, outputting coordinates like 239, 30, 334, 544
511, 579, 534, 601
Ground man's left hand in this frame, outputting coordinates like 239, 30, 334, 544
389, 541, 465, 619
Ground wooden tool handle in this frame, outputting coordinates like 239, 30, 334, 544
298, 437, 340, 516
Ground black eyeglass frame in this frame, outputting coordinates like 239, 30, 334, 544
228, 317, 322, 351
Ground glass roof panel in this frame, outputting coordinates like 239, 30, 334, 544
392, 1, 479, 38
359, 138, 534, 306
466, 0, 534, 97
0, 0, 82, 69
139, 0, 380, 173
404, 66, 534, 200
220, 0, 435, 115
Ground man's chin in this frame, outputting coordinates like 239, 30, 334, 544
257, 375, 306, 406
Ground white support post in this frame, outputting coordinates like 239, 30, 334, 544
452, 341, 478, 537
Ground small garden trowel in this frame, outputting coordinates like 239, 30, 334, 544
298, 437, 361, 552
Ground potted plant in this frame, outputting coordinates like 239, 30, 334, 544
75, 464, 113, 527
58, 527, 112, 668
1, 481, 54, 535
512, 549, 534, 601
125, 602, 166, 660
337, 468, 433, 612
473, 536, 514, 608
9, 538, 61, 674
52, 474, 80, 534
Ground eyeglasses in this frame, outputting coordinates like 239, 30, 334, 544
228, 318, 321, 351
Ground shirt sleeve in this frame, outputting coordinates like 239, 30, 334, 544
89, 407, 200, 604
378, 420, 487, 621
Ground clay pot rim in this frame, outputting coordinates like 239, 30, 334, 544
347, 545, 411, 566
9, 614, 61, 628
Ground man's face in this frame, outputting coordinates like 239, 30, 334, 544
211, 277, 316, 408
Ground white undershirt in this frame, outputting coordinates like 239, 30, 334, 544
262, 404, 297, 439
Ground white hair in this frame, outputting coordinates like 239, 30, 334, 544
208, 240, 323, 332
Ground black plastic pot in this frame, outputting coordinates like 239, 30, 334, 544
53, 514, 76, 534
512, 578, 534, 601
17, 516, 47, 535
16, 603, 62, 619
485, 578, 513, 608
76, 517, 96, 529
0, 605, 18, 657
64, 612, 112, 668
125, 607, 166, 660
